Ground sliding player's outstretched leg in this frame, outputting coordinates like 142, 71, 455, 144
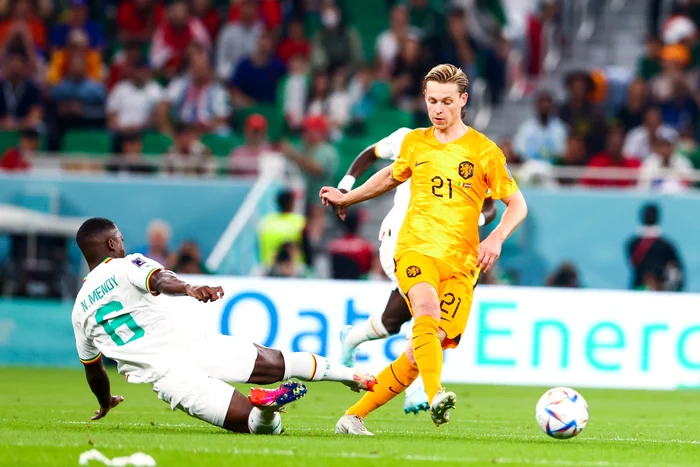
194, 335, 376, 392
249, 345, 376, 392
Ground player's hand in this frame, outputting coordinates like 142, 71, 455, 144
476, 235, 502, 273
320, 186, 347, 206
91, 395, 124, 421
186, 284, 225, 303
331, 189, 349, 220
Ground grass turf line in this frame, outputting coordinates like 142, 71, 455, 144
1, 367, 699, 467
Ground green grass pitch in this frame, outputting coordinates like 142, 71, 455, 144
2, 367, 699, 467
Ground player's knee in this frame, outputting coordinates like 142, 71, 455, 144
405, 341, 416, 365
411, 299, 440, 320
153, 372, 234, 429
407, 284, 440, 319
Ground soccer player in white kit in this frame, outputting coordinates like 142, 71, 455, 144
73, 218, 376, 434
334, 128, 497, 414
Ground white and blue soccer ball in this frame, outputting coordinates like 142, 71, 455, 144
535, 387, 588, 439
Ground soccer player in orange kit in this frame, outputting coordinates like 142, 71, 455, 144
320, 64, 528, 435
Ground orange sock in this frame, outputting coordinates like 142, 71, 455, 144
411, 315, 442, 403
346, 352, 419, 419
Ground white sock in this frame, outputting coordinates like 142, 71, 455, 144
343, 314, 390, 349
248, 407, 282, 435
282, 352, 355, 382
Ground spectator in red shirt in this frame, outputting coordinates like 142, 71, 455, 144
328, 210, 374, 280
0, 0, 47, 54
117, 0, 165, 42
229, 113, 272, 176
582, 125, 641, 188
277, 18, 310, 64
228, 0, 282, 31
0, 128, 40, 171
150, 0, 210, 79
107, 40, 145, 90
191, 0, 220, 40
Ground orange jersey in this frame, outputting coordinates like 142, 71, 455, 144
392, 127, 518, 274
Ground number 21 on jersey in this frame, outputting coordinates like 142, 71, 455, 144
96, 301, 145, 346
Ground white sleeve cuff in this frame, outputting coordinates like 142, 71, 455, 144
338, 175, 356, 192
478, 213, 486, 227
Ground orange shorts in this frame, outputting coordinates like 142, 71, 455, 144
394, 251, 478, 349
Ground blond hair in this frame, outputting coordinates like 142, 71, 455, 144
422, 64, 469, 94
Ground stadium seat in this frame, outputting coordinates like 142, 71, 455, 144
366, 109, 415, 141
334, 136, 376, 184
371, 81, 393, 108
235, 105, 285, 141
0, 131, 19, 154
338, 0, 389, 60
142, 132, 173, 155
61, 130, 112, 155
201, 133, 244, 158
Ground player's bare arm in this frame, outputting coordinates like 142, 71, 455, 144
339, 144, 379, 191
83, 358, 124, 420
320, 165, 402, 220
149, 269, 224, 303
477, 191, 528, 272
332, 144, 379, 219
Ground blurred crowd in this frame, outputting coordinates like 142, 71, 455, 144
0, 0, 518, 176
505, 1, 700, 192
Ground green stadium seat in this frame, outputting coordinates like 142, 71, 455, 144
0, 131, 19, 154
61, 130, 112, 155
201, 133, 244, 158
235, 105, 285, 141
370, 81, 393, 108
366, 109, 414, 141
338, 0, 389, 60
334, 136, 376, 184
142, 132, 173, 155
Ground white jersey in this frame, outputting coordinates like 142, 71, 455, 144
72, 254, 191, 383
374, 127, 413, 241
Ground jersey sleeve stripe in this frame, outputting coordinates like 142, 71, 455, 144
80, 353, 102, 365
145, 268, 162, 296
373, 144, 381, 158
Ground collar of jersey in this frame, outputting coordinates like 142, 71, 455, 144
83, 257, 114, 282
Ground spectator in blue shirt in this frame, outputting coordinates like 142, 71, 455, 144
0, 50, 43, 131
51, 54, 106, 142
50, 0, 105, 50
230, 32, 286, 106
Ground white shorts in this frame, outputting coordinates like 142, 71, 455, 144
151, 334, 259, 427
379, 230, 399, 290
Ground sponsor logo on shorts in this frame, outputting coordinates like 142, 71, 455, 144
406, 265, 421, 278
459, 161, 474, 180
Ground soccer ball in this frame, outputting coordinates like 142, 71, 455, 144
535, 387, 588, 439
